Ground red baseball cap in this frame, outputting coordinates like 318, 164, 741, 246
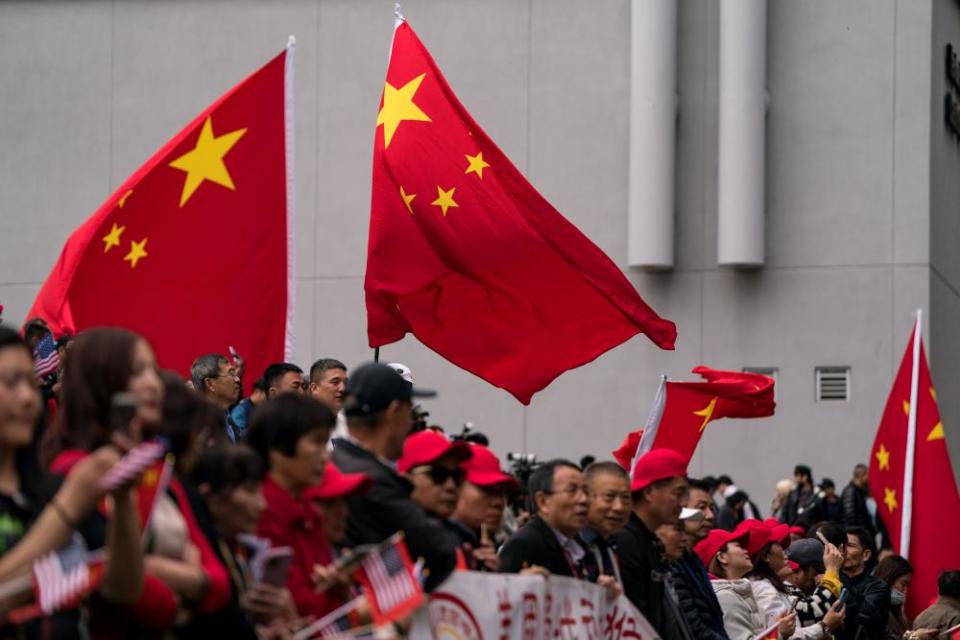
694, 528, 750, 568
630, 448, 687, 492
461, 444, 519, 491
306, 463, 371, 501
397, 431, 472, 474
789, 525, 806, 537
736, 519, 774, 557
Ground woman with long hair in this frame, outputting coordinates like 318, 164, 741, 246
874, 555, 938, 640
43, 327, 229, 634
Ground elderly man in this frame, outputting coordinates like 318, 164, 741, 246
190, 353, 242, 440
580, 461, 630, 584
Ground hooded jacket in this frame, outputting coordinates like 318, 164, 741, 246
712, 578, 767, 640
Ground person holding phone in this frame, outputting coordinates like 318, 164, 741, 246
782, 538, 846, 637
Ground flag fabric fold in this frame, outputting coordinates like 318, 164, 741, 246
365, 20, 676, 404
28, 46, 295, 389
869, 326, 960, 618
615, 367, 776, 469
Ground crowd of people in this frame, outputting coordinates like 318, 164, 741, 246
0, 319, 958, 639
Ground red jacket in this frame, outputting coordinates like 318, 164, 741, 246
257, 475, 346, 618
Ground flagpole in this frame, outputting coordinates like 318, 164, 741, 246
900, 308, 922, 559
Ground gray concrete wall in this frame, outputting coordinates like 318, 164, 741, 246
0, 0, 950, 501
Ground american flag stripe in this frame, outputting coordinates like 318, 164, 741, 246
360, 541, 419, 617
99, 439, 167, 490
32, 333, 60, 378
33, 550, 90, 614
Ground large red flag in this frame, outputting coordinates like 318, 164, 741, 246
870, 323, 960, 618
615, 367, 775, 470
365, 20, 676, 404
27, 47, 295, 387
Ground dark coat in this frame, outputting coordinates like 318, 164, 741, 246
670, 551, 729, 640
612, 513, 692, 640
331, 438, 458, 592
782, 486, 822, 528
836, 570, 890, 640
498, 515, 581, 577
841, 482, 875, 536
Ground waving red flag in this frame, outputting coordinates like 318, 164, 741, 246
616, 367, 775, 470
27, 47, 295, 386
870, 321, 960, 618
365, 20, 676, 404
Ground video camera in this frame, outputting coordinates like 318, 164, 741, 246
506, 451, 540, 514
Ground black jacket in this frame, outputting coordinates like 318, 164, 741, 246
331, 438, 458, 591
612, 513, 692, 640
841, 482, 875, 536
498, 515, 582, 577
670, 551, 729, 640
782, 486, 822, 528
836, 570, 890, 640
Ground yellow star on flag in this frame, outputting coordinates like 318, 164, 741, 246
102, 223, 125, 253
169, 116, 247, 207
376, 73, 431, 149
875, 443, 890, 471
902, 400, 910, 416
400, 186, 416, 214
118, 189, 134, 208
431, 186, 459, 217
694, 397, 718, 433
124, 238, 148, 269
883, 487, 898, 513
465, 152, 490, 179
927, 422, 945, 442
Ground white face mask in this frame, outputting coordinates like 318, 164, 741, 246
890, 589, 906, 606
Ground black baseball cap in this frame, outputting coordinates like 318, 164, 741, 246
786, 538, 825, 573
343, 362, 436, 416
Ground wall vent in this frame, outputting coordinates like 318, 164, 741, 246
816, 367, 850, 402
743, 367, 778, 400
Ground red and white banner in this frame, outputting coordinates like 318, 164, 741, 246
409, 571, 660, 640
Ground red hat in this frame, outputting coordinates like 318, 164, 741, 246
736, 519, 773, 557
789, 526, 806, 537
630, 448, 687, 492
787, 560, 800, 572
461, 444, 519, 491
397, 431, 472, 474
306, 463, 371, 501
694, 528, 750, 568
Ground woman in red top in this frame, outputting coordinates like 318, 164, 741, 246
244, 393, 351, 619
43, 328, 230, 634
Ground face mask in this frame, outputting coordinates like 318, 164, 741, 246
890, 589, 906, 606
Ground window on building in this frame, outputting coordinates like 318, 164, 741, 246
815, 366, 850, 402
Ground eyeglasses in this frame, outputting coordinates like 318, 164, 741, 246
411, 465, 464, 486
210, 370, 240, 381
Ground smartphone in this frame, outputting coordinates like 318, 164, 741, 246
838, 587, 849, 606
109, 392, 139, 435
258, 547, 293, 588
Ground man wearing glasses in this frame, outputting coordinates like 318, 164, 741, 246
190, 353, 242, 440
398, 430, 472, 521
498, 459, 590, 577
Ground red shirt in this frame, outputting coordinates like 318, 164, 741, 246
256, 475, 346, 618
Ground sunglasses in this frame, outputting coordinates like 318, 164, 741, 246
412, 465, 464, 486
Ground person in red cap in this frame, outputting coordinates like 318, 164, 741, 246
398, 430, 472, 521
611, 448, 692, 640
450, 443, 518, 571
305, 463, 371, 561
498, 459, 590, 578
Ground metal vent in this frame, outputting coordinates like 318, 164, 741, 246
816, 367, 850, 402
743, 367, 778, 400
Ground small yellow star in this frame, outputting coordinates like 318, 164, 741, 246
431, 186, 459, 217
883, 487, 898, 513
102, 223, 125, 253
118, 189, 134, 208
902, 400, 910, 416
875, 443, 890, 471
169, 116, 247, 207
376, 73, 431, 149
400, 186, 416, 214
124, 238, 148, 269
930, 387, 937, 402
465, 152, 490, 179
693, 397, 718, 433
927, 422, 945, 442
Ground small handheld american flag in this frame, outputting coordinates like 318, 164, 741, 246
32, 332, 60, 378
32, 536, 99, 615
354, 534, 423, 625
99, 439, 169, 491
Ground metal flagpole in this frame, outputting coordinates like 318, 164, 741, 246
900, 308, 922, 559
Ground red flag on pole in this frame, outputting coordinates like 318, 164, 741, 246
27, 46, 296, 388
365, 19, 676, 404
615, 367, 776, 470
869, 315, 960, 618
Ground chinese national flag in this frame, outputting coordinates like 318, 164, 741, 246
366, 20, 676, 404
27, 48, 294, 388
869, 325, 960, 618
616, 367, 775, 469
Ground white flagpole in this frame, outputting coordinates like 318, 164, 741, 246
283, 35, 297, 363
900, 308, 922, 559
632, 375, 668, 474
